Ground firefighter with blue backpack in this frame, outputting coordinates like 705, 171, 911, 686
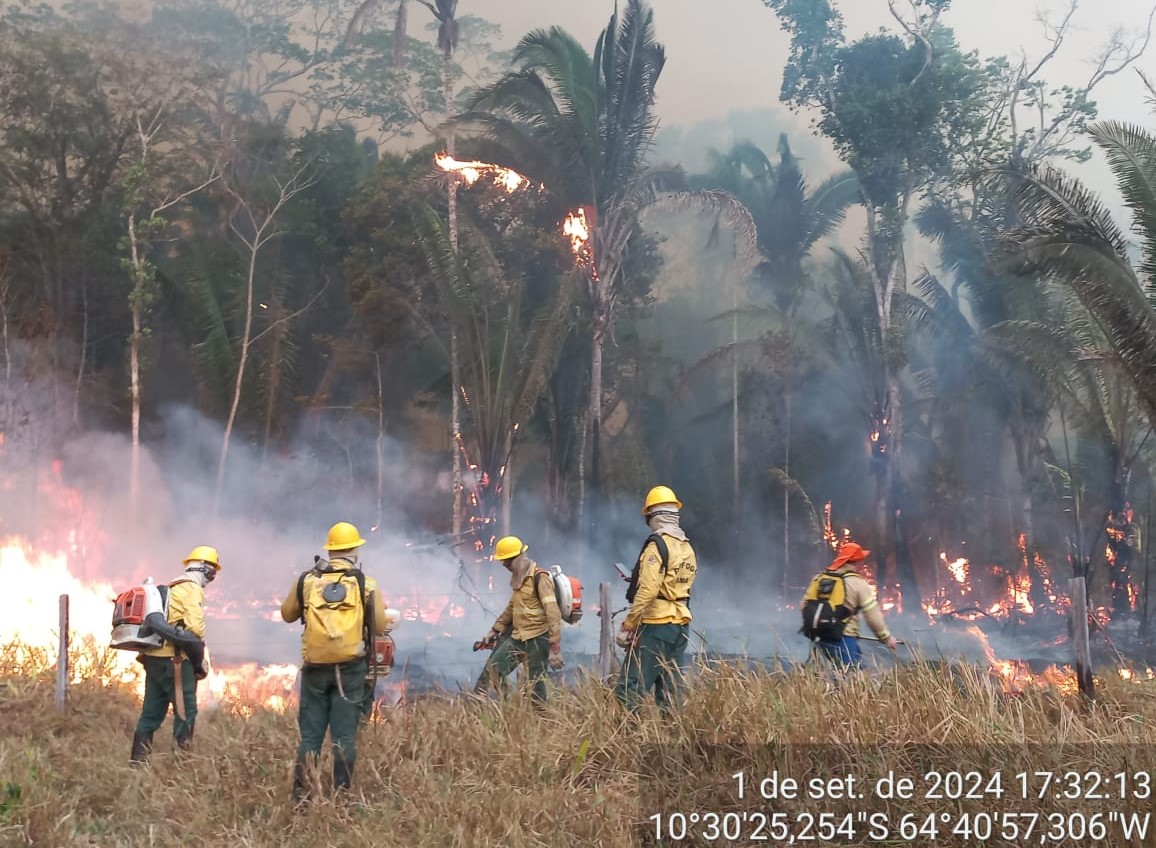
281, 521, 388, 801
800, 541, 898, 668
615, 486, 698, 712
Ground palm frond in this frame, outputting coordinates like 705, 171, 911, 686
1088, 120, 1156, 282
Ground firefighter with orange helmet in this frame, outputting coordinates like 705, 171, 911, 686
130, 545, 220, 764
475, 535, 563, 703
281, 521, 388, 802
615, 486, 698, 713
800, 542, 897, 668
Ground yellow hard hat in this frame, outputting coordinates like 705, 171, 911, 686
183, 545, 221, 571
324, 521, 367, 551
642, 485, 682, 515
493, 535, 528, 561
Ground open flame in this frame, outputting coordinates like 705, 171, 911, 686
0, 536, 300, 712
563, 207, 594, 268
965, 625, 1078, 696
1, 539, 141, 686
435, 153, 597, 276
434, 153, 528, 192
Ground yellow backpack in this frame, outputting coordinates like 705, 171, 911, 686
800, 570, 851, 641
295, 560, 373, 665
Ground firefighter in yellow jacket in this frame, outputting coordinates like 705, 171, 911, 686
615, 486, 697, 712
476, 535, 563, 702
130, 546, 219, 763
281, 522, 388, 800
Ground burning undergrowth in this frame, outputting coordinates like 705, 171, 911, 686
0, 404, 522, 710
2, 400, 1153, 711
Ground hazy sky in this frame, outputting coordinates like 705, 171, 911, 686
464, 0, 1155, 194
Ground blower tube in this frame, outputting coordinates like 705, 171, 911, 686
143, 612, 207, 678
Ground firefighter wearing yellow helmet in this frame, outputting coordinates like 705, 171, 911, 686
615, 486, 697, 713
475, 535, 563, 703
280, 521, 388, 802
130, 545, 221, 764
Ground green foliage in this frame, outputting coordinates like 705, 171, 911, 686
762, 0, 844, 106
0, 781, 20, 822
694, 134, 857, 313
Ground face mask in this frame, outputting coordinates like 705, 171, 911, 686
189, 563, 216, 584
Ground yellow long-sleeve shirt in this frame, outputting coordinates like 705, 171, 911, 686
281, 555, 388, 664
623, 534, 697, 630
492, 563, 562, 644
142, 577, 205, 658
833, 567, 891, 640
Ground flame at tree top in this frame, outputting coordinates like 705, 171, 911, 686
434, 153, 528, 193
434, 154, 597, 279
821, 501, 851, 554
563, 207, 595, 272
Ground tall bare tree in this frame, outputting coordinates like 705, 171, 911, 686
214, 161, 313, 511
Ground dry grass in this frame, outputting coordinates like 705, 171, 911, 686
1, 651, 1155, 848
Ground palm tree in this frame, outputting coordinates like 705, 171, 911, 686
686, 135, 856, 553
997, 118, 1156, 429
694, 136, 858, 315
414, 205, 574, 542
455, 0, 753, 530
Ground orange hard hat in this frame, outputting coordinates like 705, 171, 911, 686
831, 542, 870, 568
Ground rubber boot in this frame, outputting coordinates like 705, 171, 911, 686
291, 761, 311, 807
130, 732, 153, 765
333, 758, 353, 793
175, 724, 194, 752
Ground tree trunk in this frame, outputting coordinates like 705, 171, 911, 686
444, 45, 463, 542
74, 275, 87, 425
732, 278, 739, 535
261, 299, 284, 461
501, 429, 513, 536
864, 196, 919, 604
127, 212, 143, 520
216, 237, 260, 511
588, 313, 605, 536
375, 352, 386, 532
783, 393, 791, 597
0, 259, 9, 385
887, 371, 918, 599
577, 405, 588, 538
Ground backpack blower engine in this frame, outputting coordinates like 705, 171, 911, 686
110, 578, 207, 675
372, 607, 401, 675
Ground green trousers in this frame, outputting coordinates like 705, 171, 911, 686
614, 623, 689, 712
359, 674, 378, 723
473, 629, 513, 694
296, 658, 367, 781
135, 655, 198, 742
483, 632, 551, 702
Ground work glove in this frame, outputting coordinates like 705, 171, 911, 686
615, 626, 636, 650
548, 642, 564, 670
474, 630, 500, 651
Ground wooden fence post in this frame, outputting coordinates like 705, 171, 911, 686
598, 582, 612, 678
1068, 577, 1095, 700
55, 593, 69, 713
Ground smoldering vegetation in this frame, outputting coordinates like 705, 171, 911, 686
2, 0, 1156, 698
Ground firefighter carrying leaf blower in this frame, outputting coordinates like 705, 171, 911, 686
112, 545, 220, 764
474, 535, 580, 703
